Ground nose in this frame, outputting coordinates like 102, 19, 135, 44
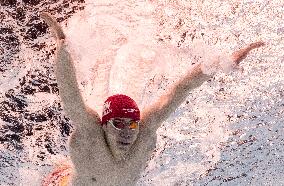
120, 132, 130, 139
119, 129, 133, 140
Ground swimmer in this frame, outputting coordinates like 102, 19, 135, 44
40, 12, 264, 186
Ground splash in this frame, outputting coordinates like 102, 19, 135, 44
64, 0, 233, 116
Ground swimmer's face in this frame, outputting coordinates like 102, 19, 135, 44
103, 118, 140, 152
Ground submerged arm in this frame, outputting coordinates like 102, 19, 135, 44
142, 41, 265, 132
40, 13, 101, 129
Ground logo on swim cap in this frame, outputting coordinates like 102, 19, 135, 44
102, 94, 140, 125
102, 101, 112, 117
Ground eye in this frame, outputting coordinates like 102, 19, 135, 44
113, 120, 124, 129
129, 121, 138, 130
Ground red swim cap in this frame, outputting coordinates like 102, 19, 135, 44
102, 94, 140, 125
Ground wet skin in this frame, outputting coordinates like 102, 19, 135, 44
103, 118, 140, 152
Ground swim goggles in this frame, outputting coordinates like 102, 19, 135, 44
108, 118, 139, 130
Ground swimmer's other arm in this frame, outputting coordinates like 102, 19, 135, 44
40, 13, 101, 129
142, 41, 265, 131
141, 63, 208, 131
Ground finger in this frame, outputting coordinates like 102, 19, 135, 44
247, 41, 265, 50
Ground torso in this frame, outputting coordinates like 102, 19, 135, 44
69, 122, 157, 186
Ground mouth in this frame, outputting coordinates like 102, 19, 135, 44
117, 141, 131, 146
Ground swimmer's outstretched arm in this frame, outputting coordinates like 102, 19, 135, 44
141, 42, 264, 132
40, 13, 101, 129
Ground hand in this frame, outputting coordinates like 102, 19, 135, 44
40, 12, 66, 41
231, 41, 265, 65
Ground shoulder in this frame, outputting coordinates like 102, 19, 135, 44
140, 112, 164, 134
85, 106, 101, 124
136, 120, 158, 148
69, 125, 108, 161
131, 122, 158, 162
69, 106, 105, 148
71, 124, 105, 144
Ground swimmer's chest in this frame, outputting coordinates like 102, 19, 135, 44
72, 148, 144, 185
69, 129, 145, 185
